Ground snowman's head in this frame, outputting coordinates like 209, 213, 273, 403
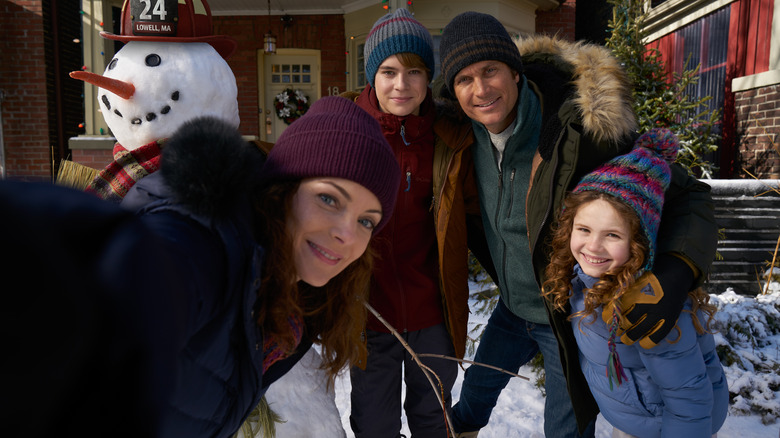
98, 41, 239, 150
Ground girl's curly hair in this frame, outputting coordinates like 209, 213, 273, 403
542, 190, 716, 334
542, 191, 646, 325
253, 180, 372, 387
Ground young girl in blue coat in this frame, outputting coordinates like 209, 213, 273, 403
542, 128, 728, 438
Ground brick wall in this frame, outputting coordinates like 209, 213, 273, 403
536, 0, 576, 41
734, 84, 780, 178
1, 0, 50, 181
71, 148, 114, 169
213, 14, 346, 138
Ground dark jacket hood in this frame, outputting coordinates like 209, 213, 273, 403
158, 116, 267, 218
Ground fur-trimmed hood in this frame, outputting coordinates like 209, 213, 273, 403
123, 117, 266, 218
433, 35, 637, 146
162, 117, 266, 218
517, 35, 636, 144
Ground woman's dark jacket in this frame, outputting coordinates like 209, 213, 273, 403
122, 120, 310, 438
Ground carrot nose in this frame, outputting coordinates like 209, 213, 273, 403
69, 71, 135, 100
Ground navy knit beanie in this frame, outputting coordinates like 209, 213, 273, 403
261, 96, 401, 233
440, 11, 524, 92
364, 8, 434, 88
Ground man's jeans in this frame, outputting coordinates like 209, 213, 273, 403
451, 299, 594, 438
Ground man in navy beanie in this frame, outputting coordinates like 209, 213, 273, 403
436, 11, 719, 438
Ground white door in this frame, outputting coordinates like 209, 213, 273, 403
261, 49, 320, 143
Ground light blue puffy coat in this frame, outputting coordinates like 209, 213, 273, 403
569, 265, 728, 438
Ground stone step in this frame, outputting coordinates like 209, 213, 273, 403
718, 238, 778, 246
718, 233, 779, 244
705, 279, 764, 295
711, 259, 773, 272
714, 215, 780, 229
716, 245, 776, 255
714, 255, 775, 265
715, 208, 780, 218
705, 179, 780, 196
720, 228, 779, 235
714, 206, 780, 215
713, 196, 780, 204
695, 180, 777, 295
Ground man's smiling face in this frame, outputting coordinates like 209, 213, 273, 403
452, 60, 520, 134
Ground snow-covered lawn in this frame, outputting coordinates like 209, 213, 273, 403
262, 285, 780, 437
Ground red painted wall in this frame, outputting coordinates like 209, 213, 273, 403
648, 0, 775, 178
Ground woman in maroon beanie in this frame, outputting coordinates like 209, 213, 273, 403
121, 96, 401, 438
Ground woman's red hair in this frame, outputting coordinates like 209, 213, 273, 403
253, 181, 372, 386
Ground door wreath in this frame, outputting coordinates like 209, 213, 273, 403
274, 88, 310, 125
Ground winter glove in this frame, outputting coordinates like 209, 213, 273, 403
601, 253, 695, 349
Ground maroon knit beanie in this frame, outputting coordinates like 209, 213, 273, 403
261, 96, 400, 232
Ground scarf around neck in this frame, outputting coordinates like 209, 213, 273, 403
85, 140, 164, 203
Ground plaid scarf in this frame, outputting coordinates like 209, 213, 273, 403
85, 140, 164, 203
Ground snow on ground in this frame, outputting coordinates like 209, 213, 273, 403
264, 285, 780, 437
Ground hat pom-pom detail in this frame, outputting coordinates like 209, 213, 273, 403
634, 128, 680, 163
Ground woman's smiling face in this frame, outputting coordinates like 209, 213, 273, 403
288, 177, 382, 286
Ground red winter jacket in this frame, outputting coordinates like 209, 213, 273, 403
354, 86, 443, 334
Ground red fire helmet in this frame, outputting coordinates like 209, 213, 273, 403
100, 0, 237, 59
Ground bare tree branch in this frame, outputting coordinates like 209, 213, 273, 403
362, 300, 455, 436
417, 354, 530, 381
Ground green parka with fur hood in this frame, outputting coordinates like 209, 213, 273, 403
436, 35, 718, 432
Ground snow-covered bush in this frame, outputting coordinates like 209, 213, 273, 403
711, 288, 780, 424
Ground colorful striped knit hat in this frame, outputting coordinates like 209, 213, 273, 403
439, 11, 524, 92
572, 128, 680, 272
364, 8, 434, 88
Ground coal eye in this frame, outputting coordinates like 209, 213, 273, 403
145, 54, 161, 67
108, 58, 118, 70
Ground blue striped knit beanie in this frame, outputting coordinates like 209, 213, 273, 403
440, 11, 524, 92
364, 8, 434, 88
572, 128, 680, 271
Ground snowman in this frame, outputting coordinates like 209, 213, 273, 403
69, 0, 239, 202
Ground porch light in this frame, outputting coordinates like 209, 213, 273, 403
264, 0, 276, 54
264, 32, 276, 54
